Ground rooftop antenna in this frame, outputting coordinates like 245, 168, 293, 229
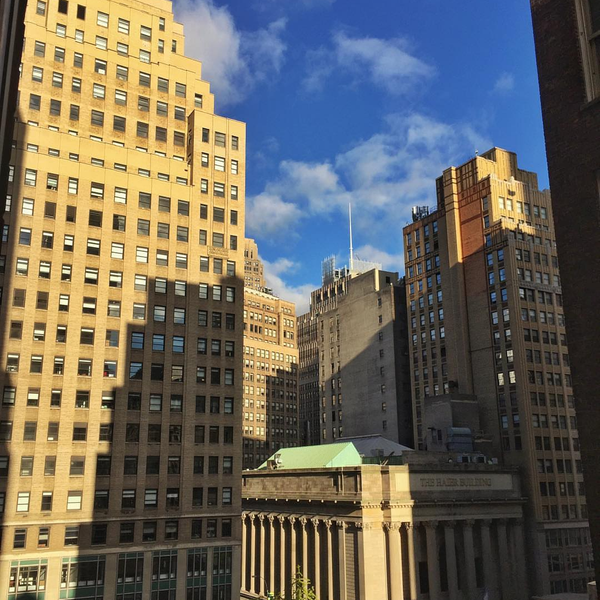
349, 203, 354, 271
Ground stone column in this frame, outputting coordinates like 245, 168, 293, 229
511, 519, 528, 600
177, 548, 188, 598
269, 515, 276, 594
249, 514, 256, 594
337, 520, 348, 600
312, 518, 321, 598
290, 516, 298, 583
241, 514, 247, 592
300, 516, 309, 589
278, 515, 287, 597
405, 523, 419, 600
326, 520, 335, 600
102, 553, 118, 598
497, 519, 512, 600
259, 514, 266, 596
480, 519, 498, 600
444, 521, 459, 600
205, 546, 214, 597
425, 521, 441, 600
386, 523, 404, 600
462, 519, 477, 598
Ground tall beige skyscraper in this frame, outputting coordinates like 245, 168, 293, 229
0, 0, 245, 597
403, 148, 592, 595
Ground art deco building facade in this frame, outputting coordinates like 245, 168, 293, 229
243, 238, 265, 292
298, 265, 412, 448
403, 148, 592, 595
243, 286, 298, 469
0, 0, 245, 598
530, 0, 600, 586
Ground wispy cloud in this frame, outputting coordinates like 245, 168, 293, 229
253, 0, 334, 14
174, 0, 287, 107
493, 72, 515, 94
247, 112, 491, 244
261, 257, 318, 314
304, 31, 434, 94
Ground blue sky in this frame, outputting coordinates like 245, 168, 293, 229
173, 0, 548, 312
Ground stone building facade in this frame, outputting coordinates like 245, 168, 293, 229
0, 0, 244, 597
241, 442, 527, 600
403, 148, 592, 594
243, 286, 299, 469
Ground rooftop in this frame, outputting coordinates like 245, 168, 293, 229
257, 442, 362, 470
257, 436, 413, 470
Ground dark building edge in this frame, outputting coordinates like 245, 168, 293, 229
530, 0, 600, 584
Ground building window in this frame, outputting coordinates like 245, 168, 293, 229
577, 0, 600, 99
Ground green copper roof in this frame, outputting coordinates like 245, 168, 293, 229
257, 442, 362, 470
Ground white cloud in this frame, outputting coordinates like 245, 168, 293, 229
246, 193, 303, 238
253, 0, 334, 12
174, 0, 287, 107
304, 32, 434, 94
248, 112, 491, 244
353, 244, 404, 273
261, 257, 317, 315
493, 72, 515, 94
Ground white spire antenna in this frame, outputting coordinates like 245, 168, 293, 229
349, 203, 354, 271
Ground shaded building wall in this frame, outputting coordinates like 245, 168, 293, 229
298, 269, 412, 447
530, 0, 600, 586
0, 0, 26, 207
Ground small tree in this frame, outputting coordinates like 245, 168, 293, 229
271, 567, 318, 600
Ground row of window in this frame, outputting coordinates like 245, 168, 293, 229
535, 434, 579, 452
28, 95, 187, 145
532, 413, 578, 430
13, 255, 237, 280
14, 223, 238, 253
406, 254, 440, 279
16, 185, 240, 221
8, 314, 236, 348
542, 504, 587, 522
1, 452, 233, 480
0, 420, 235, 444
497, 196, 549, 219
526, 349, 569, 366
32, 26, 187, 85
405, 220, 439, 247
46, 3, 168, 43
2, 385, 235, 413
12, 144, 197, 183
6, 484, 233, 517
9, 283, 235, 319
9, 516, 233, 552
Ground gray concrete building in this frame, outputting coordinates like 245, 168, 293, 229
298, 260, 412, 448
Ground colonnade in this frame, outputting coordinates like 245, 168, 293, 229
240, 512, 528, 600
241, 512, 342, 599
